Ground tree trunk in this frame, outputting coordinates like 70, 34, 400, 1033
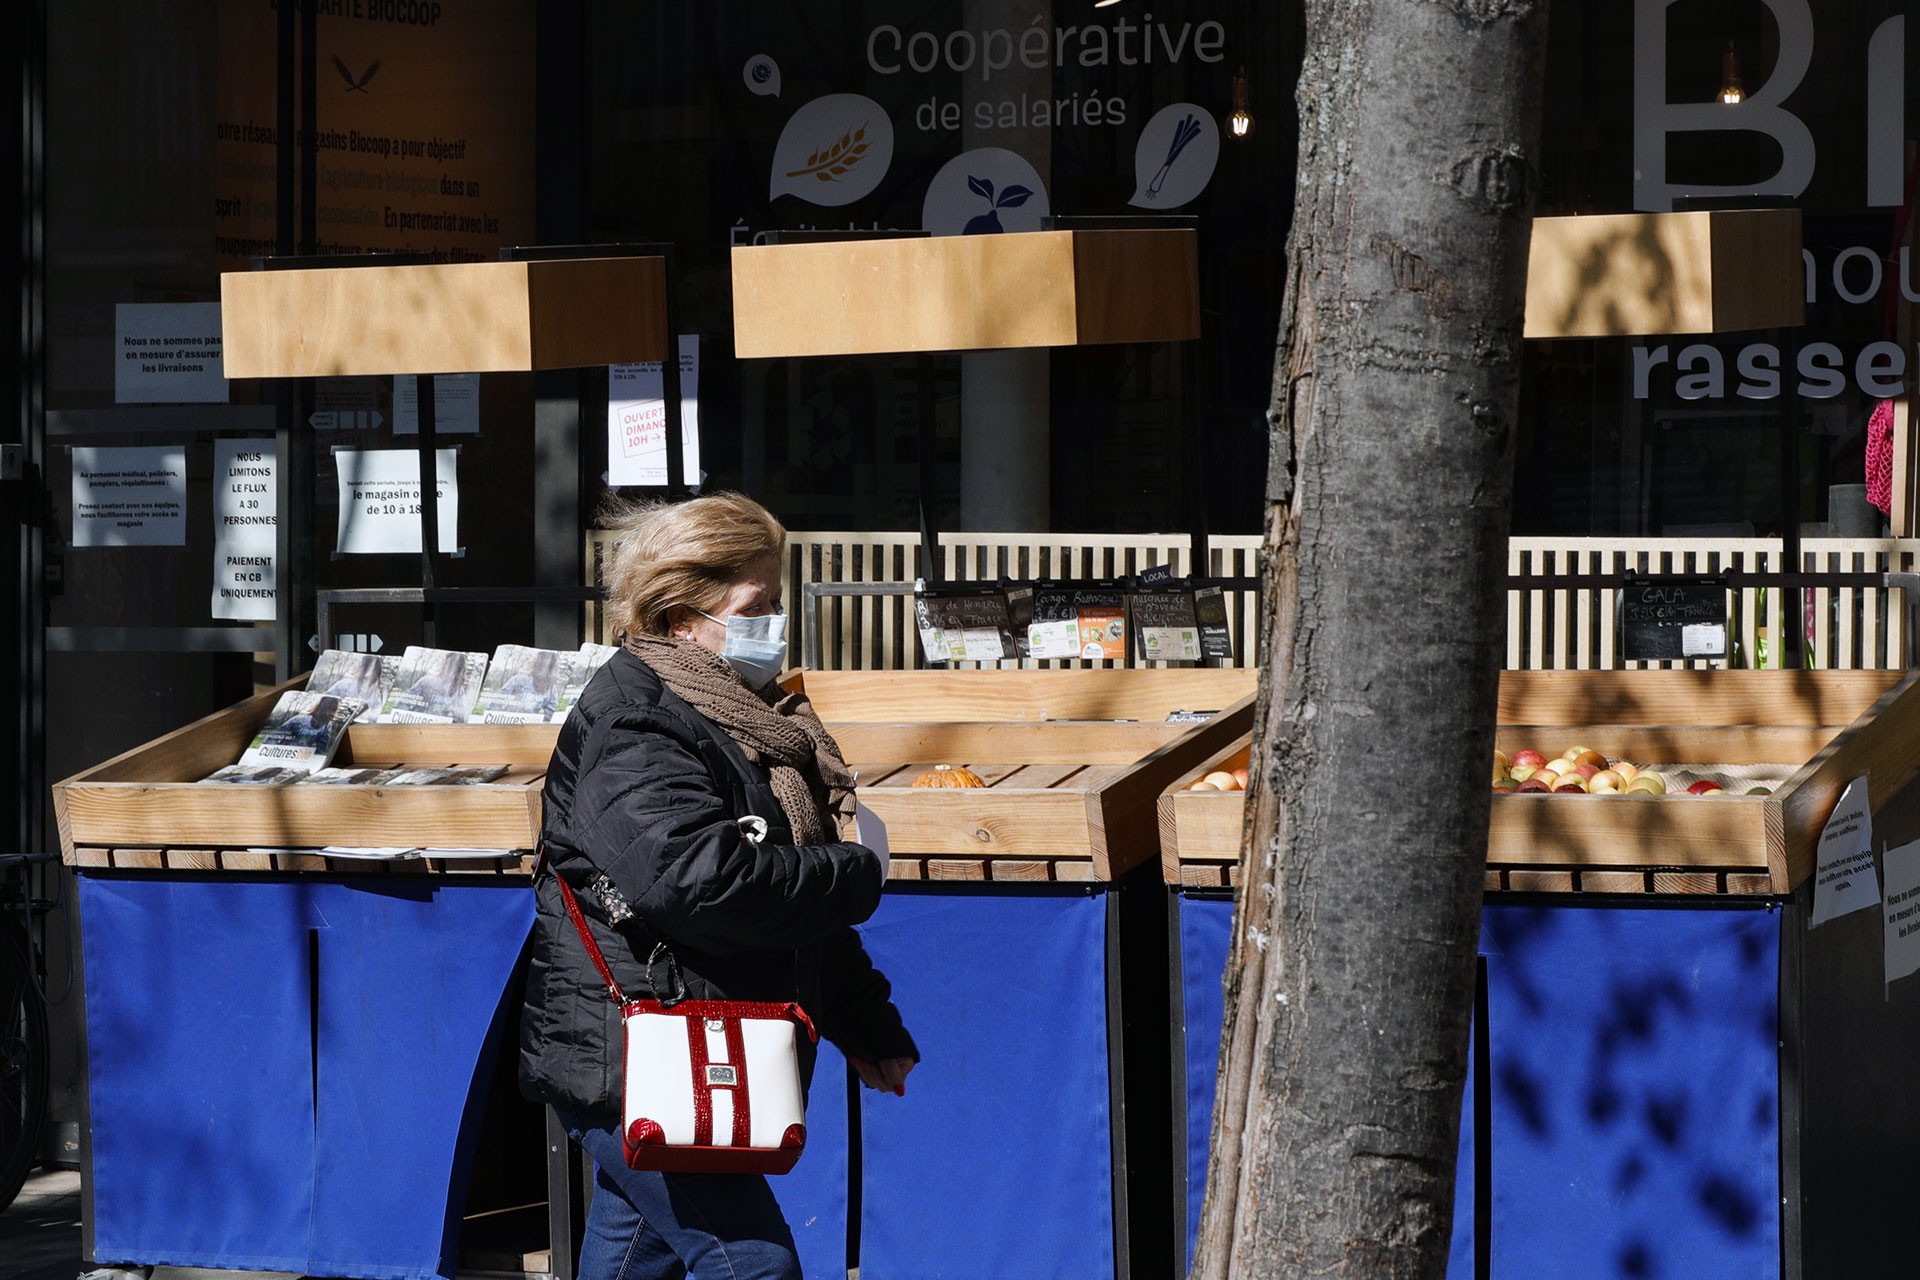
1191, 3, 1550, 1277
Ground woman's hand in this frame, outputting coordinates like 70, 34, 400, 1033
849, 1055, 916, 1097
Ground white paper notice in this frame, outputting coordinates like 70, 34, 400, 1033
211, 439, 277, 621
608, 334, 700, 486
853, 800, 890, 862
115, 302, 228, 404
392, 373, 481, 435
335, 448, 460, 555
1810, 777, 1879, 927
1681, 622, 1727, 657
71, 445, 187, 547
1882, 839, 1920, 989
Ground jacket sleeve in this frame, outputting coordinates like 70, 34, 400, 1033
815, 926, 920, 1064
569, 708, 885, 953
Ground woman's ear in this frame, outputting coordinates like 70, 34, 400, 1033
663, 605, 694, 640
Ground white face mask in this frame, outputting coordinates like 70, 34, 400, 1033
698, 609, 789, 688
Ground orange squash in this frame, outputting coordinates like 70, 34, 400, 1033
911, 764, 986, 788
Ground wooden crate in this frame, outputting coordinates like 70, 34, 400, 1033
1159, 670, 1920, 896
794, 668, 1257, 882
52, 679, 555, 874
730, 229, 1200, 358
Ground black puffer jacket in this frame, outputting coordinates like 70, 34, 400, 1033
518, 650, 918, 1118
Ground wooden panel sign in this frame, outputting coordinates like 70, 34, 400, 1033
1620, 575, 1729, 661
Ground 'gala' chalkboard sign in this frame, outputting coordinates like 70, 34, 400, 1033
1619, 574, 1729, 661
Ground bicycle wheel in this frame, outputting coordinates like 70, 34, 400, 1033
0, 921, 49, 1213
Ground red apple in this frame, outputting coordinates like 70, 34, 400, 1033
1516, 779, 1552, 793
1232, 767, 1249, 789
1685, 780, 1724, 796
1511, 749, 1546, 770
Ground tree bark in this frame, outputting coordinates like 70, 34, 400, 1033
1191, 3, 1549, 1277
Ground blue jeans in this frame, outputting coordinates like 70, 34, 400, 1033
560, 1110, 803, 1280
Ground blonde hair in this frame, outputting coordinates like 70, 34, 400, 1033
601, 492, 787, 640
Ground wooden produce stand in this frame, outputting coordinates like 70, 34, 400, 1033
54, 678, 552, 874
785, 666, 1250, 1280
51, 684, 559, 1280
1162, 667, 1920, 1278
796, 667, 1256, 882
1161, 668, 1920, 894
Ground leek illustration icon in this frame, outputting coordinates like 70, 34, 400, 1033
1144, 114, 1203, 201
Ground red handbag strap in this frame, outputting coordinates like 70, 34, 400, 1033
549, 858, 628, 1009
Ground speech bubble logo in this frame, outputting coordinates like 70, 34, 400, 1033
1129, 102, 1221, 209
770, 94, 894, 207
922, 149, 1050, 236
743, 54, 780, 98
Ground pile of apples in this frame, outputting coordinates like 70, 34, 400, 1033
1187, 766, 1250, 792
1494, 748, 1748, 797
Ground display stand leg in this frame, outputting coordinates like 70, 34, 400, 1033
543, 1106, 580, 1280
917, 355, 940, 584
417, 371, 439, 647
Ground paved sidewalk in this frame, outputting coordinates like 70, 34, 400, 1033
0, 1173, 308, 1280
0, 1168, 82, 1280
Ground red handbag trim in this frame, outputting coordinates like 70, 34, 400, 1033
623, 1131, 807, 1176
684, 1015, 714, 1147
724, 1016, 751, 1147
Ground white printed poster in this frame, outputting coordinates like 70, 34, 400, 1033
71, 445, 187, 547
393, 373, 481, 435
211, 439, 277, 621
115, 302, 228, 404
1882, 839, 1920, 989
1810, 777, 1879, 927
609, 334, 701, 487
334, 448, 460, 556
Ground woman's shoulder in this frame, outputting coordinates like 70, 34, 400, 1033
571, 651, 709, 745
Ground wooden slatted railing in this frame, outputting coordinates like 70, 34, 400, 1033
584, 532, 1920, 672
1506, 537, 1920, 671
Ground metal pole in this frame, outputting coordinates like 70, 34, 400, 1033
417, 372, 439, 648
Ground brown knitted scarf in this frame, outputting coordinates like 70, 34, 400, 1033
624, 633, 856, 843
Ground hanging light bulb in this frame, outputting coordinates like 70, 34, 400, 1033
1229, 66, 1252, 139
1718, 41, 1745, 104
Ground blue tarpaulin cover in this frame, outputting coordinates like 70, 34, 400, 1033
853, 887, 1115, 1280
81, 876, 533, 1280
774, 1034, 851, 1278
1177, 897, 1780, 1280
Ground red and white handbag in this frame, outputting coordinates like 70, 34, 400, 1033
552, 866, 816, 1174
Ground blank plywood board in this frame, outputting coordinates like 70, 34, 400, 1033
1525, 209, 1803, 339
730, 229, 1199, 357
221, 256, 669, 378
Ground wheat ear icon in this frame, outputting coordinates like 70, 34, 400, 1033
784, 123, 872, 181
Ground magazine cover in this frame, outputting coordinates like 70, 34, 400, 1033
301, 767, 402, 786
380, 646, 489, 723
472, 645, 575, 723
553, 642, 620, 722
200, 764, 300, 785
384, 765, 511, 785
236, 691, 366, 773
306, 649, 395, 722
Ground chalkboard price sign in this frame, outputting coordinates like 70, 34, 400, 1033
1619, 574, 1729, 661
